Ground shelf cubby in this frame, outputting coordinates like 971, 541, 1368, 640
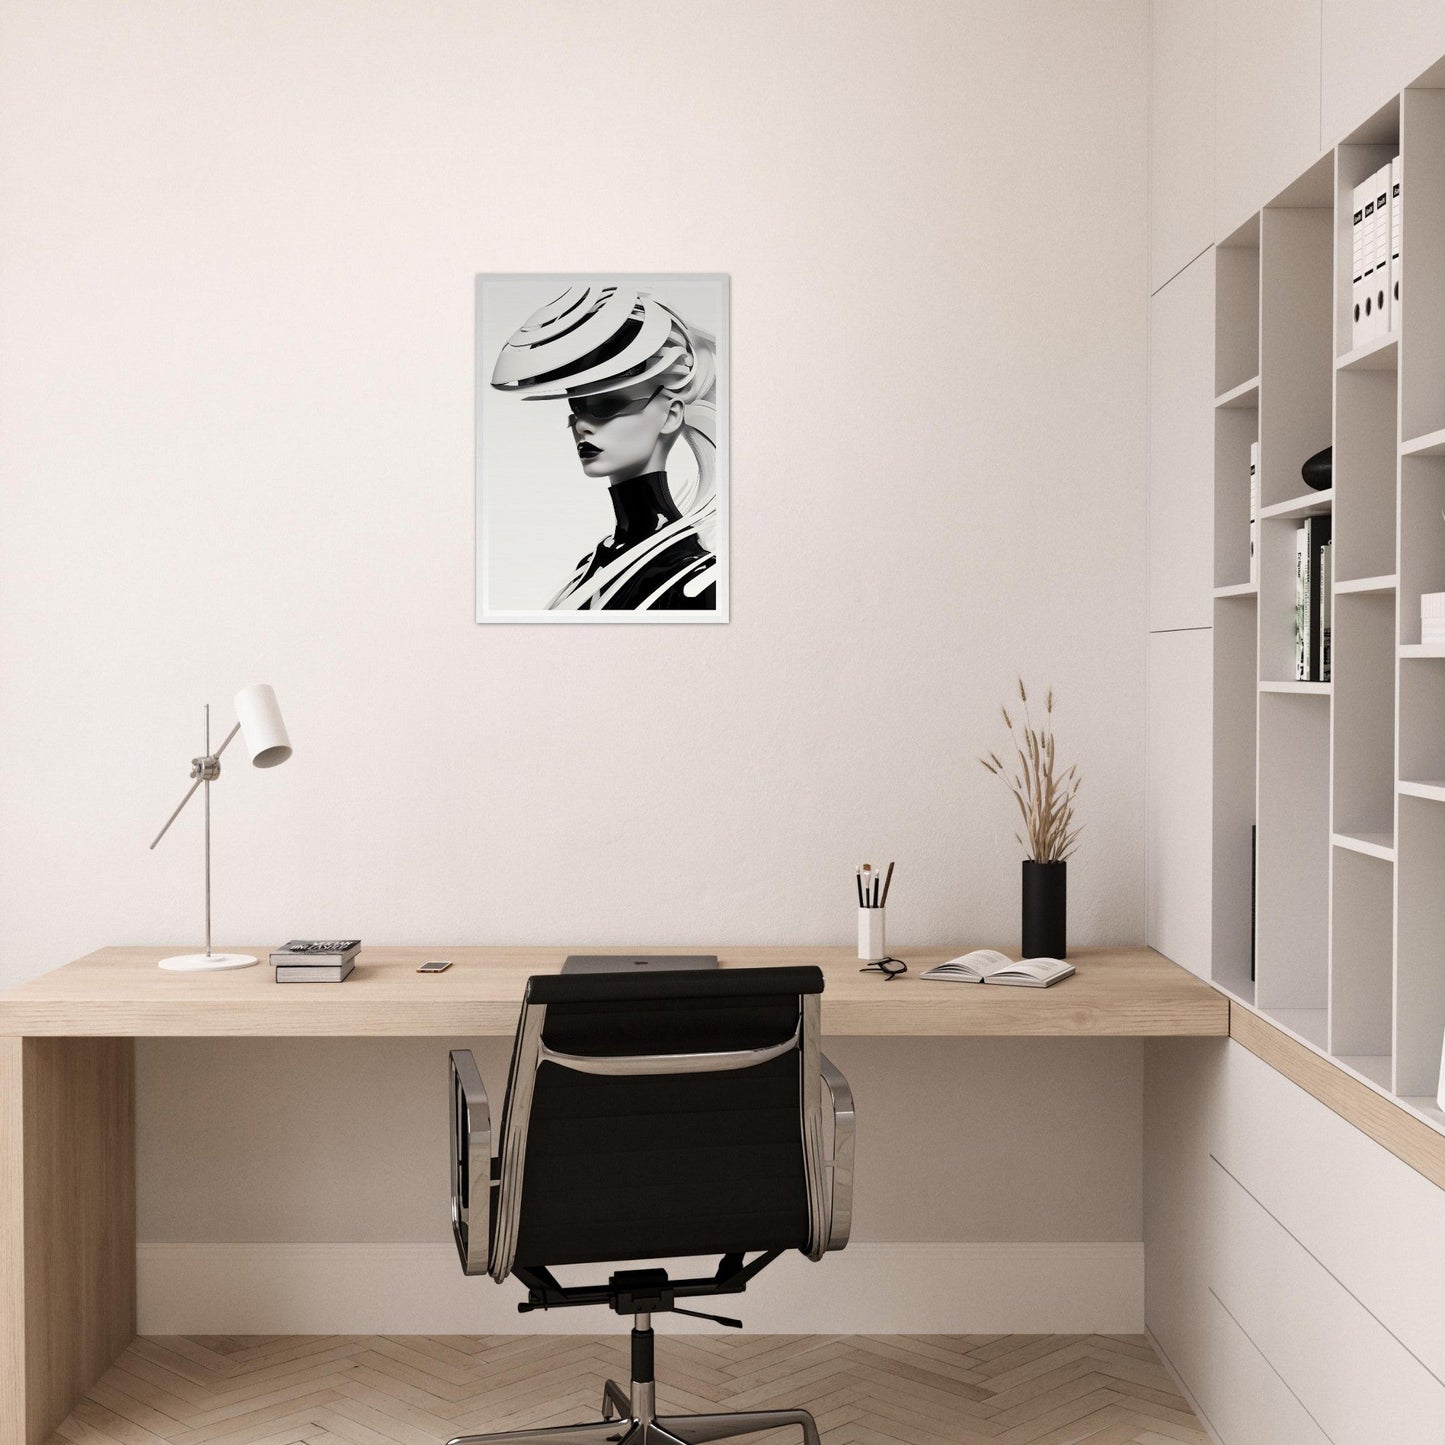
1255, 692, 1330, 1018
1215, 215, 1260, 398
1398, 652, 1445, 783
1398, 455, 1445, 644
1331, 591, 1396, 836
1329, 847, 1393, 1066
1396, 796, 1445, 1100
1214, 403, 1257, 589
1334, 370, 1397, 581
1212, 593, 1258, 1003
1259, 183, 1333, 510
1257, 505, 1331, 685
1400, 85, 1445, 442
1335, 117, 1399, 363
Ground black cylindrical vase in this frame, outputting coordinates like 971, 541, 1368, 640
1021, 860, 1067, 958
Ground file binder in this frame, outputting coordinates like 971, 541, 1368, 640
1391, 155, 1402, 332
1372, 165, 1391, 341
1351, 179, 1368, 349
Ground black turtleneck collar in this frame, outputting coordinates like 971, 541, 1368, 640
607, 471, 681, 547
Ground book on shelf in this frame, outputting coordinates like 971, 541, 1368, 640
1320, 539, 1332, 682
1295, 526, 1308, 679
920, 950, 1074, 988
1249, 441, 1259, 585
270, 939, 361, 966
1293, 517, 1332, 681
275, 957, 356, 983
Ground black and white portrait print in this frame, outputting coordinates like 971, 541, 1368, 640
475, 274, 728, 623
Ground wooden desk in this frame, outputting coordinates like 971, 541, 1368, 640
0, 943, 1225, 1038
0, 944, 1223, 1445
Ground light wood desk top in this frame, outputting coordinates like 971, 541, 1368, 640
0, 944, 1227, 1037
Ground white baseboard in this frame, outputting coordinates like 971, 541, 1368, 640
137, 1242, 1143, 1335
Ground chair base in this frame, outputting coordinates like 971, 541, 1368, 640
446, 1377, 821, 1445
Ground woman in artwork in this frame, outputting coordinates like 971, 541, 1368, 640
490, 284, 719, 612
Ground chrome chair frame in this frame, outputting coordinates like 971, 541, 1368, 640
446, 985, 855, 1445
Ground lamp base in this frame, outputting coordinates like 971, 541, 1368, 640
158, 952, 258, 972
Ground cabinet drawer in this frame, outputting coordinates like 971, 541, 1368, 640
1217, 1040, 1445, 1379
1209, 1158, 1445, 1443
1196, 1288, 1329, 1445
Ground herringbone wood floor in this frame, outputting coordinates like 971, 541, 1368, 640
49, 1334, 1209, 1445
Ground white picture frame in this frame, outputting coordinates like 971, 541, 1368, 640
475, 273, 730, 624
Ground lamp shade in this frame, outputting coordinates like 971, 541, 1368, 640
233, 684, 292, 768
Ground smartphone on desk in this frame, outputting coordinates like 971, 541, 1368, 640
417, 959, 452, 973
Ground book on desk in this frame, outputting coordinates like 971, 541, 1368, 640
920, 950, 1075, 987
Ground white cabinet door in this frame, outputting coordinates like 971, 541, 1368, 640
1147, 629, 1213, 977
1149, 252, 1215, 631
1151, 0, 1216, 291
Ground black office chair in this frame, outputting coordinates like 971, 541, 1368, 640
446, 965, 855, 1445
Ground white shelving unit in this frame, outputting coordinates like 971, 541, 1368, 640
1212, 80, 1445, 1138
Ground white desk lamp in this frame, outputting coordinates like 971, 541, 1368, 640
149, 683, 292, 972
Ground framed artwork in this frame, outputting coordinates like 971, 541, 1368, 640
475, 273, 729, 623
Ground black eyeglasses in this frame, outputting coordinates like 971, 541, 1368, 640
859, 957, 908, 981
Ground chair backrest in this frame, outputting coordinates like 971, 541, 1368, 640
488, 965, 827, 1280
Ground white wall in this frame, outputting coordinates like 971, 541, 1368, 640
0, 0, 1151, 1311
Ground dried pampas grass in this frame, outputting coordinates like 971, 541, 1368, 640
979, 678, 1083, 863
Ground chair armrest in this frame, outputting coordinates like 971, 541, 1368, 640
819, 1053, 855, 1252
449, 1049, 492, 1276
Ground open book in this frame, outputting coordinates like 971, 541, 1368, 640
920, 950, 1075, 988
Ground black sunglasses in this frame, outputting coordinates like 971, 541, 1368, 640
859, 957, 908, 981
566, 387, 664, 427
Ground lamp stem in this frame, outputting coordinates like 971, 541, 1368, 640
204, 704, 212, 959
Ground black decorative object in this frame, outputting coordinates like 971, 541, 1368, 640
1021, 860, 1067, 959
1302, 445, 1332, 492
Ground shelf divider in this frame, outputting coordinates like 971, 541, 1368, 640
1260, 489, 1333, 521
1336, 334, 1398, 371
1214, 374, 1260, 409
1332, 830, 1396, 862
1401, 426, 1445, 457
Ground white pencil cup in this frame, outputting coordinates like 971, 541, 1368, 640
858, 907, 886, 963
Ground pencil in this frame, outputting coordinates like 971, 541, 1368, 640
881, 860, 895, 907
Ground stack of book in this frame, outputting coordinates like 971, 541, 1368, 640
270, 939, 361, 982
1294, 517, 1332, 682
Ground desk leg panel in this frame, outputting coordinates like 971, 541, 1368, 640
0, 1037, 136, 1445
